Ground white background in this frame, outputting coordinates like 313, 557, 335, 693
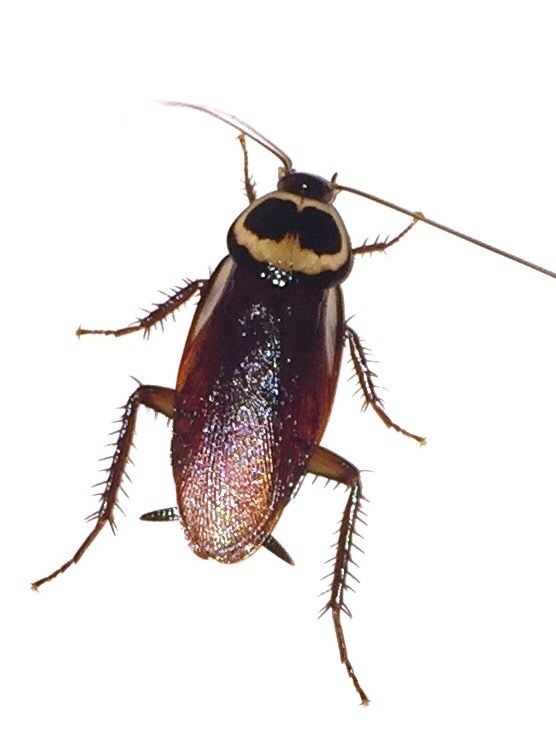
2, 1, 555, 738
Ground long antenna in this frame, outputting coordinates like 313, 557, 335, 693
335, 182, 556, 279
159, 101, 294, 173
162, 102, 555, 279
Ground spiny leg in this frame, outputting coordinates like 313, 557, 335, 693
140, 506, 294, 565
352, 214, 422, 256
31, 385, 176, 590
238, 133, 256, 203
345, 324, 426, 445
309, 445, 369, 705
77, 279, 206, 338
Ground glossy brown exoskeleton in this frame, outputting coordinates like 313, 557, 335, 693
32, 103, 556, 704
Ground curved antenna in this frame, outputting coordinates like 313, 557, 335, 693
335, 182, 556, 279
159, 101, 294, 173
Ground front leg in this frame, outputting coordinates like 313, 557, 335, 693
77, 279, 206, 338
31, 385, 176, 590
238, 133, 256, 203
352, 214, 422, 256
345, 324, 426, 445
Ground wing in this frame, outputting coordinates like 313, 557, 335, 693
172, 257, 344, 563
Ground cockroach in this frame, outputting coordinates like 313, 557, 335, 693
32, 102, 556, 705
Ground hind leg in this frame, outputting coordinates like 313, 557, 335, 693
31, 385, 176, 590
308, 445, 369, 705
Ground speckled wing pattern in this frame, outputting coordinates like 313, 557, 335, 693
172, 258, 343, 564
176, 305, 283, 562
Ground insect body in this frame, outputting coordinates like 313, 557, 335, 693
32, 103, 555, 705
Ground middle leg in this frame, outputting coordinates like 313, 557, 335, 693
77, 279, 206, 339
345, 324, 426, 445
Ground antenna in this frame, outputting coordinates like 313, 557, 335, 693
160, 101, 294, 173
334, 182, 556, 279
162, 102, 555, 279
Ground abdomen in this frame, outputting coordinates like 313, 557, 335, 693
171, 258, 344, 563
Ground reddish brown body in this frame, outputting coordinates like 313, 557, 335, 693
33, 103, 550, 705
29, 145, 426, 706
173, 257, 344, 563
30, 163, 422, 706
